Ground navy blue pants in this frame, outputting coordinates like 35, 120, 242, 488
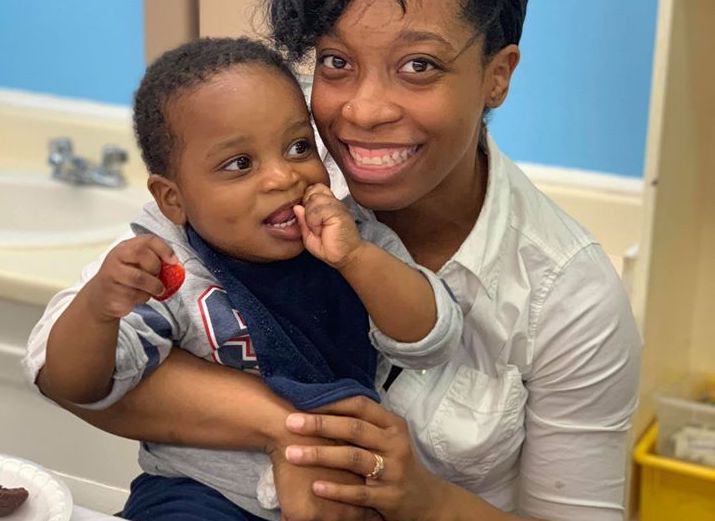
122, 473, 268, 521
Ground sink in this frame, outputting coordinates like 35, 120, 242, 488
0, 171, 150, 248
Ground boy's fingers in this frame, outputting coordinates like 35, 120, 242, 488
145, 236, 178, 264
130, 247, 164, 276
117, 264, 165, 297
116, 236, 177, 269
304, 183, 333, 201
293, 204, 310, 236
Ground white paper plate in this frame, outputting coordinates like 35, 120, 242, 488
0, 454, 72, 521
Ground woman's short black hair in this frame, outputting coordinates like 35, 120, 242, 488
268, 0, 528, 63
134, 37, 301, 176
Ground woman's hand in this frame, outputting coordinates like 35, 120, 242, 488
270, 445, 382, 521
282, 396, 450, 521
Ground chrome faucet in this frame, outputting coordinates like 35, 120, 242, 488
49, 137, 127, 188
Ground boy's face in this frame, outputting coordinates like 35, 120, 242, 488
152, 65, 329, 262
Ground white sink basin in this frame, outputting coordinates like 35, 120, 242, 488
0, 171, 150, 248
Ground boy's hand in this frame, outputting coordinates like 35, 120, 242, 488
294, 184, 366, 269
84, 235, 178, 322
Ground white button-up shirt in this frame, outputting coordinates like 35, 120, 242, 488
333, 136, 641, 521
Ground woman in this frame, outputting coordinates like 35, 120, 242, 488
25, 1, 641, 520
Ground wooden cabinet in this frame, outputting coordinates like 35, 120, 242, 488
626, 0, 715, 514
630, 0, 715, 437
198, 0, 266, 40
144, 0, 311, 72
144, 0, 265, 64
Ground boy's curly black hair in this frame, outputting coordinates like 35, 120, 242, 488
268, 0, 528, 63
133, 37, 301, 176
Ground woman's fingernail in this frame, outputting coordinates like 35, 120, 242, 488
285, 446, 302, 461
286, 414, 305, 429
313, 482, 328, 494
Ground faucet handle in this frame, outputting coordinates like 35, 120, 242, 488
48, 137, 74, 166
101, 145, 128, 169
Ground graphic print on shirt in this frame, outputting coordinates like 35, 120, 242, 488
197, 285, 257, 370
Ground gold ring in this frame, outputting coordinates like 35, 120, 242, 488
365, 453, 385, 480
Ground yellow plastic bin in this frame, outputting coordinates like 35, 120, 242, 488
634, 424, 715, 520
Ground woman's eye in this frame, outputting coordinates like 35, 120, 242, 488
320, 54, 351, 70
223, 156, 252, 172
287, 139, 312, 158
399, 59, 437, 74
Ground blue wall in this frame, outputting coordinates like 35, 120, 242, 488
491, 0, 658, 178
0, 0, 144, 106
0, 1, 656, 178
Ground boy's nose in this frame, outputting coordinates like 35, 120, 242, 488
262, 161, 301, 191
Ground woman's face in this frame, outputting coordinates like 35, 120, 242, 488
311, 0, 492, 211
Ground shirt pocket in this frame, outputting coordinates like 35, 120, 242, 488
426, 364, 527, 483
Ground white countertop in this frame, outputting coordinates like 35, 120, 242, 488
0, 243, 112, 306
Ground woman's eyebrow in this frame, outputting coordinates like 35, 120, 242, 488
395, 30, 457, 52
322, 28, 456, 53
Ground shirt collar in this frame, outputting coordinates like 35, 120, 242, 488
444, 134, 511, 299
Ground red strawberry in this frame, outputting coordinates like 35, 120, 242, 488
156, 261, 185, 301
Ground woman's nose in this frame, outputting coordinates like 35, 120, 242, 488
341, 81, 402, 130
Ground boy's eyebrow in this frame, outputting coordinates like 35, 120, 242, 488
206, 118, 312, 159
284, 118, 312, 134
207, 136, 249, 158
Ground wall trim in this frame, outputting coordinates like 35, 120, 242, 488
519, 162, 644, 196
0, 88, 644, 196
0, 88, 131, 122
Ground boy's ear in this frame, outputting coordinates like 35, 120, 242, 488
147, 174, 187, 225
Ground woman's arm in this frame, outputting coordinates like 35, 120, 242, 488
45, 349, 379, 521
518, 246, 641, 520
44, 349, 292, 451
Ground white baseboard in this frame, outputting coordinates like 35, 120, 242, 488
52, 471, 129, 515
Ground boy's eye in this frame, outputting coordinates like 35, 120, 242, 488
287, 139, 312, 158
398, 58, 437, 74
223, 156, 252, 172
319, 54, 351, 70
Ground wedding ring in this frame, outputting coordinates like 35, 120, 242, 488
365, 453, 385, 480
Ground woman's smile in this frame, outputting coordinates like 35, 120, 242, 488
340, 140, 422, 184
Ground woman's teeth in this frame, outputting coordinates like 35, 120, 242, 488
348, 145, 418, 168
267, 217, 297, 229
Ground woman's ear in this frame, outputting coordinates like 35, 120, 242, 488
485, 44, 521, 109
147, 174, 187, 225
